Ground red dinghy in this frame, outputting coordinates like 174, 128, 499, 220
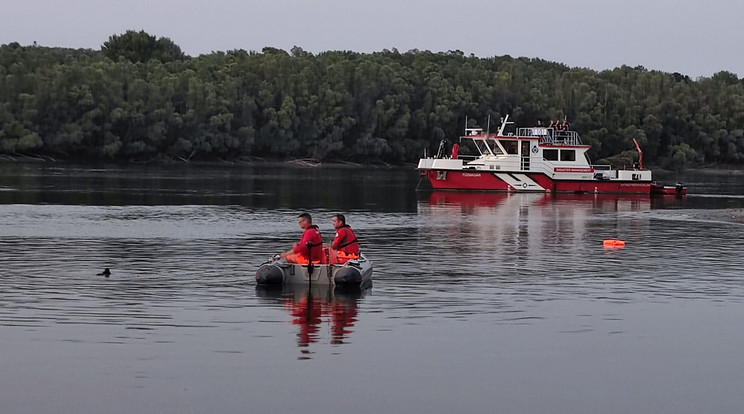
651, 182, 688, 196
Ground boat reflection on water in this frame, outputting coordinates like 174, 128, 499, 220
416, 191, 670, 265
255, 284, 363, 357
422, 191, 664, 213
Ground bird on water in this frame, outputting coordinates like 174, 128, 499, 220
97, 268, 111, 277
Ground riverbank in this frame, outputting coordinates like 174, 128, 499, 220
0, 154, 413, 169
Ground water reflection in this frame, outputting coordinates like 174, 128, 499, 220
3, 164, 744, 413
0, 163, 420, 211
388, 190, 743, 310
425, 191, 657, 211
255, 285, 363, 359
417, 191, 654, 261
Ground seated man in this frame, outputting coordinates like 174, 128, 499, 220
280, 213, 326, 264
329, 214, 360, 264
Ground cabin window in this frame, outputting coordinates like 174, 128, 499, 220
489, 142, 504, 155
560, 150, 576, 161
499, 140, 518, 154
543, 149, 559, 161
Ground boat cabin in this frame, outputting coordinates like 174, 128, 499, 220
417, 115, 653, 193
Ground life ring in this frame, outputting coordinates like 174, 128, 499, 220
531, 146, 538, 154
522, 182, 528, 189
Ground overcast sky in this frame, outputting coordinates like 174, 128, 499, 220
3, 0, 743, 79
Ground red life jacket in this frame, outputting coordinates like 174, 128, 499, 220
334, 225, 359, 254
295, 225, 325, 263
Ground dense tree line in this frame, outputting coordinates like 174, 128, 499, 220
1, 31, 744, 167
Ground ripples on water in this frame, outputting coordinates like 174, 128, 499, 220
0, 184, 744, 330
378, 192, 744, 319
2, 164, 744, 414
4, 193, 741, 328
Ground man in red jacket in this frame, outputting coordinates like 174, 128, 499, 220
330, 213, 360, 264
280, 213, 325, 264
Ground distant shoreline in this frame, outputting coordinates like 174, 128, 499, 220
0, 155, 414, 169
1, 154, 740, 173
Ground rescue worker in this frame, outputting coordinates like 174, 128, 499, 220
330, 214, 360, 264
280, 212, 326, 264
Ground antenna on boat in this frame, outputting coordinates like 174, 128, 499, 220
464, 116, 468, 136
498, 115, 513, 136
486, 115, 491, 135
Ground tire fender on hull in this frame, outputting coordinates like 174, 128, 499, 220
334, 267, 362, 286
256, 264, 284, 285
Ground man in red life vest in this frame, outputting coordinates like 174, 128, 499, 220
330, 213, 360, 264
280, 213, 326, 264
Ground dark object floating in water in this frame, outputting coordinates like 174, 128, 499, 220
97, 268, 111, 277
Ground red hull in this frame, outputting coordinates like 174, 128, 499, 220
650, 184, 687, 195
425, 170, 651, 194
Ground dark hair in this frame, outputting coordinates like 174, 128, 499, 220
298, 212, 312, 223
333, 213, 346, 226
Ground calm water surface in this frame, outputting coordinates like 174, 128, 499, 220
1, 163, 743, 414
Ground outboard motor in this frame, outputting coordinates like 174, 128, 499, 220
675, 182, 684, 193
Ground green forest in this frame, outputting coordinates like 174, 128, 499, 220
2, 30, 744, 168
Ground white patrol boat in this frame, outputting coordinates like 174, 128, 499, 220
417, 115, 684, 194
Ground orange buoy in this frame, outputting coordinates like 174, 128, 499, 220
603, 239, 625, 247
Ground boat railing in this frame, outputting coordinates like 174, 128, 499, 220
593, 163, 644, 172
465, 127, 484, 136
591, 164, 617, 180
592, 164, 613, 171
518, 127, 583, 145
518, 127, 550, 138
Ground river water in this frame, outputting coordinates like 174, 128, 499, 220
1, 163, 743, 414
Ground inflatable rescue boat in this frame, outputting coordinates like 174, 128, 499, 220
255, 253, 373, 289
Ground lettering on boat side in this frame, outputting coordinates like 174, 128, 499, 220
554, 167, 594, 173
462, 173, 482, 177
